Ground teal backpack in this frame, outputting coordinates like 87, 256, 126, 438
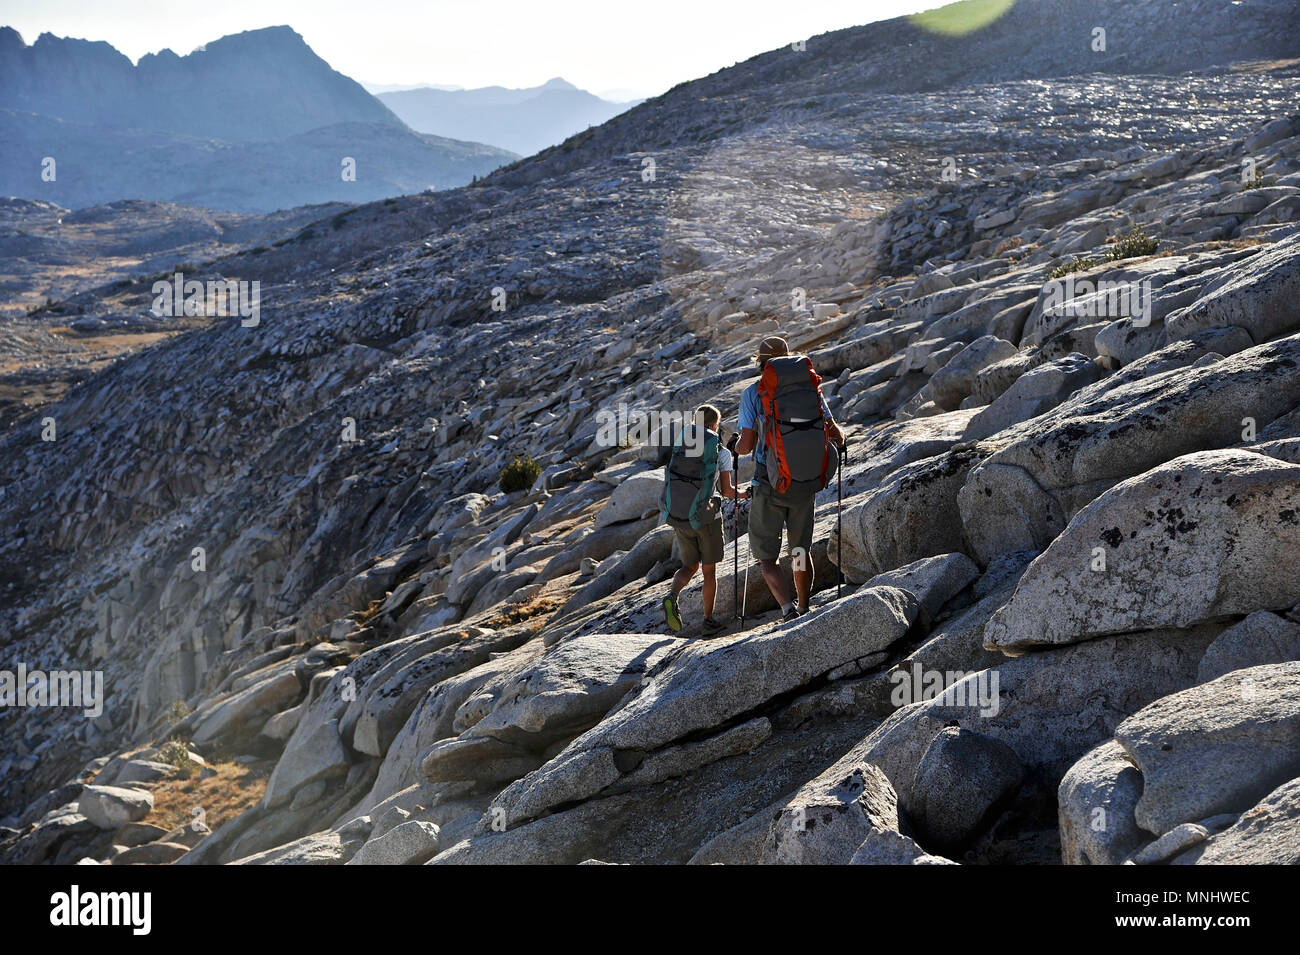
661, 426, 720, 530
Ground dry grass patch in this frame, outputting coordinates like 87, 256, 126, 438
144, 759, 270, 834
480, 593, 567, 630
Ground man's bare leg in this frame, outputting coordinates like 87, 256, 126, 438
702, 564, 717, 618
759, 558, 792, 609
673, 562, 699, 598
794, 559, 813, 612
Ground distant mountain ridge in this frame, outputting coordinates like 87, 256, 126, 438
0, 25, 402, 141
0, 25, 518, 212
378, 77, 640, 157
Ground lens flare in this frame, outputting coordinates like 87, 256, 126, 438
908, 0, 1017, 37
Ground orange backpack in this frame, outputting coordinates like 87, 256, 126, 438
757, 354, 840, 495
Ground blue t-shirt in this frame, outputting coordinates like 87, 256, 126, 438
738, 381, 833, 483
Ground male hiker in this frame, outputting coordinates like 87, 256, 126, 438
732, 336, 844, 622
661, 405, 735, 635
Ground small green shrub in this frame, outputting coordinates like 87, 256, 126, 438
167, 700, 192, 723
158, 738, 193, 778
1046, 256, 1098, 280
1105, 226, 1159, 261
499, 453, 542, 494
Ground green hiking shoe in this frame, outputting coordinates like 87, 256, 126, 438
663, 593, 683, 633
701, 617, 725, 636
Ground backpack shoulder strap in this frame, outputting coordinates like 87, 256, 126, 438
688, 431, 719, 529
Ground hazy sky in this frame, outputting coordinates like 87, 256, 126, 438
0, 0, 945, 98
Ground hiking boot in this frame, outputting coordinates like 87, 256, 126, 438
663, 593, 683, 633
701, 617, 725, 635
781, 606, 802, 623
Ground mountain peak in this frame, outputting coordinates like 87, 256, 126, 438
0, 24, 400, 142
198, 25, 311, 58
540, 77, 578, 90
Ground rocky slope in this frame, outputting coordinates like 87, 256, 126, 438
2, 0, 1300, 865
0, 197, 355, 424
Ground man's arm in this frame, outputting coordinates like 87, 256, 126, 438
735, 387, 759, 456
820, 392, 845, 447
719, 469, 736, 498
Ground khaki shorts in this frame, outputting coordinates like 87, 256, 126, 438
670, 517, 725, 566
748, 482, 816, 562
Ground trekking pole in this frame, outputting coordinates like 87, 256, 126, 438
741, 490, 749, 622
838, 440, 847, 600
733, 473, 740, 621
741, 545, 749, 621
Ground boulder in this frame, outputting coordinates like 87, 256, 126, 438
964, 353, 1102, 442
263, 717, 350, 809
762, 761, 899, 865
112, 841, 190, 865
1115, 662, 1300, 835
849, 827, 957, 865
460, 633, 682, 747
1058, 741, 1148, 865
831, 448, 985, 581
958, 334, 1300, 565
552, 527, 675, 620
465, 565, 541, 617
357, 644, 540, 815
485, 586, 918, 830
78, 786, 154, 830
113, 760, 175, 785
595, 471, 663, 527
347, 820, 442, 865
972, 349, 1039, 405
0, 804, 98, 865
536, 515, 661, 586
1173, 776, 1300, 864
928, 336, 1020, 411
862, 552, 980, 629
910, 726, 1025, 849
191, 666, 303, 745
230, 829, 364, 865
686, 800, 783, 865
1167, 233, 1300, 344
421, 735, 547, 783
1196, 609, 1300, 683
349, 624, 536, 757
112, 821, 170, 847
984, 450, 1300, 653
842, 626, 1215, 817
1131, 823, 1209, 865
1100, 325, 1254, 383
